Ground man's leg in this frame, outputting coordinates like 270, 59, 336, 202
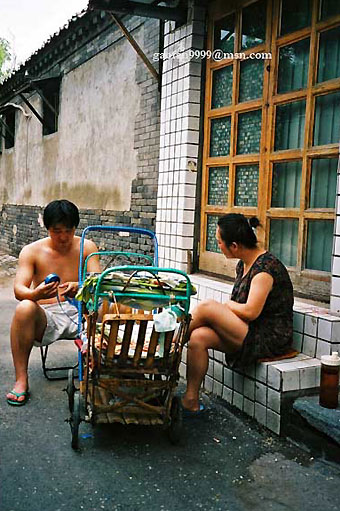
7, 300, 47, 403
182, 300, 248, 412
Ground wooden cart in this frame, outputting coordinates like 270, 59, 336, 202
67, 265, 192, 449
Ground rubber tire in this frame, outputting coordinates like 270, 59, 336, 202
167, 396, 183, 445
71, 391, 81, 450
66, 369, 76, 413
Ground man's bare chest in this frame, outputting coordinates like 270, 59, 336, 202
34, 251, 80, 284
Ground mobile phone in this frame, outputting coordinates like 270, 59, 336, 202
44, 273, 60, 285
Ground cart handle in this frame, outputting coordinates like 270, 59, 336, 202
93, 265, 192, 314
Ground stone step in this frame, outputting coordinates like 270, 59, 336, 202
293, 395, 340, 446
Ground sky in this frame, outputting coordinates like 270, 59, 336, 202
0, 0, 90, 67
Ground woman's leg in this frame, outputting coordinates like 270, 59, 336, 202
182, 300, 248, 411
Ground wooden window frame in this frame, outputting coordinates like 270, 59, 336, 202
200, 0, 340, 300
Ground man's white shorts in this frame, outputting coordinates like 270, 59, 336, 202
33, 302, 79, 347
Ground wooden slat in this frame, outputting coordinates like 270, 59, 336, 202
118, 320, 134, 365
144, 328, 160, 369
106, 320, 120, 360
162, 330, 175, 369
132, 320, 148, 367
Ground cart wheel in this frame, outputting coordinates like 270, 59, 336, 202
71, 391, 82, 450
167, 396, 183, 445
66, 369, 76, 412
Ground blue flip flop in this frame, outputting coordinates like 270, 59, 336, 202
182, 403, 206, 418
7, 390, 30, 406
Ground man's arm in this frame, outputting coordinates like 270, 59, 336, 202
84, 239, 101, 273
226, 272, 273, 322
14, 245, 58, 302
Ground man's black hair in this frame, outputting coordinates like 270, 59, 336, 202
43, 199, 80, 229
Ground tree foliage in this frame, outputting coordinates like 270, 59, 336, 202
0, 37, 12, 83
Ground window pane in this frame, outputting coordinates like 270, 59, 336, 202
235, 165, 259, 206
210, 117, 231, 157
320, 0, 340, 20
272, 161, 301, 207
269, 219, 298, 267
310, 158, 337, 208
306, 220, 334, 271
318, 27, 340, 83
241, 0, 266, 50
275, 100, 306, 151
212, 66, 233, 109
239, 60, 264, 102
208, 167, 229, 205
280, 0, 312, 35
313, 92, 340, 146
206, 215, 220, 253
278, 39, 310, 93
237, 110, 262, 154
214, 14, 235, 53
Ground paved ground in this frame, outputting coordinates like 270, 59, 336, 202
0, 258, 340, 511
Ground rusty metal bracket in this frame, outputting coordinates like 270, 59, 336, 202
109, 12, 159, 83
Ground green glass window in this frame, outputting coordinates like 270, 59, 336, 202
305, 220, 334, 271
275, 100, 306, 151
239, 60, 264, 102
237, 110, 262, 154
206, 215, 220, 252
235, 165, 259, 206
318, 26, 340, 83
313, 92, 340, 146
280, 0, 312, 35
320, 0, 340, 20
241, 0, 266, 50
269, 219, 298, 267
212, 66, 233, 109
210, 117, 231, 157
278, 39, 310, 93
208, 167, 229, 205
214, 14, 235, 53
310, 158, 337, 208
271, 161, 302, 207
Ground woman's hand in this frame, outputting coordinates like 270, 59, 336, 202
58, 281, 79, 298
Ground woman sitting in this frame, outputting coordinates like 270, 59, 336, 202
182, 213, 294, 414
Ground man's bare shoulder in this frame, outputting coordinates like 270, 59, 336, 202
83, 237, 98, 255
19, 238, 50, 259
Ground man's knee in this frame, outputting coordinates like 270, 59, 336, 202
14, 300, 40, 321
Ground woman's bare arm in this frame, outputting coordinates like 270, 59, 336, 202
226, 272, 273, 322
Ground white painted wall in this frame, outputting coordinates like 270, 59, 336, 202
0, 28, 143, 210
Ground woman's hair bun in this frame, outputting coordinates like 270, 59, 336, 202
249, 217, 260, 229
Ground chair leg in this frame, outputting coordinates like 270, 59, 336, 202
40, 345, 78, 381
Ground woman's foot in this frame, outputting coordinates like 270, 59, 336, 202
181, 394, 200, 412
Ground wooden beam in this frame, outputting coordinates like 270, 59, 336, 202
109, 13, 159, 82
31, 85, 58, 117
18, 93, 45, 126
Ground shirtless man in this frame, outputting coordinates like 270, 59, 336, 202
6, 199, 100, 406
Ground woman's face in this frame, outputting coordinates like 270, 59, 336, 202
216, 226, 236, 258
